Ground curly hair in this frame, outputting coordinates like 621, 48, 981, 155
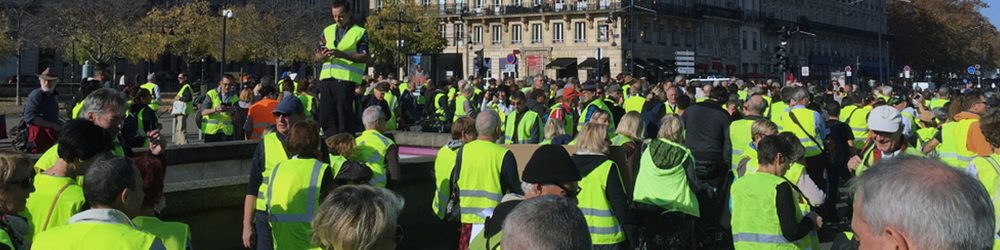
980, 108, 1000, 149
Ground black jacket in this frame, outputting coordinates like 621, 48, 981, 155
680, 100, 732, 166
572, 153, 638, 248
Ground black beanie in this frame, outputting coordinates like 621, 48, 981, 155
522, 145, 581, 183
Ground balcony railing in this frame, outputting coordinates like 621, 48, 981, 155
433, 1, 622, 16
553, 38, 564, 43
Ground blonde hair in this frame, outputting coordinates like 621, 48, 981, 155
590, 109, 610, 124
615, 112, 645, 141
239, 88, 255, 104
325, 133, 357, 158
647, 85, 665, 101
311, 185, 404, 250
751, 119, 778, 139
577, 122, 609, 154
544, 118, 566, 140
0, 151, 29, 187
657, 114, 684, 144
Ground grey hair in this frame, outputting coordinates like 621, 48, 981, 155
462, 84, 475, 96
881, 86, 893, 97
788, 87, 810, 103
476, 109, 502, 138
362, 106, 386, 129
520, 181, 557, 197
82, 89, 128, 118
932, 107, 950, 122
501, 195, 592, 250
748, 86, 765, 96
746, 94, 768, 115
849, 156, 994, 250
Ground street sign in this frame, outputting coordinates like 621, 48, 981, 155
674, 56, 696, 61
845, 66, 852, 72
506, 54, 517, 64
975, 64, 981, 69
674, 51, 695, 56
505, 64, 515, 72
903, 65, 910, 72
676, 67, 696, 74
968, 66, 976, 74
801, 66, 810, 77
675, 61, 696, 67
904, 65, 911, 79
595, 48, 604, 60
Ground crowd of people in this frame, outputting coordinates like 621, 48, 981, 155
7, 0, 1000, 248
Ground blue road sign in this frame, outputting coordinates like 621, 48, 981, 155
964, 79, 969, 83
968, 66, 976, 74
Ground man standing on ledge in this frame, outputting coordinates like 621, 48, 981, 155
315, 0, 369, 136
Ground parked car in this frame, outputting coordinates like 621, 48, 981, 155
3, 75, 40, 86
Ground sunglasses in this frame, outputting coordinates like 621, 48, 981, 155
552, 184, 582, 199
8, 172, 34, 190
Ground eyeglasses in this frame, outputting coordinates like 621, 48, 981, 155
552, 184, 582, 199
394, 225, 404, 244
8, 172, 34, 189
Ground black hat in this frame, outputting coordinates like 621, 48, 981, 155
522, 145, 581, 183
580, 80, 598, 91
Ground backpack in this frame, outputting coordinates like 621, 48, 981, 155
8, 119, 28, 152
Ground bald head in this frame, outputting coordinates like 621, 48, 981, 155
938, 87, 950, 98
745, 94, 767, 116
476, 109, 502, 139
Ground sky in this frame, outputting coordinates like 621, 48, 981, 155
986, 4, 1000, 24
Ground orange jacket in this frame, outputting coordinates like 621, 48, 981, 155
955, 112, 992, 157
247, 99, 280, 140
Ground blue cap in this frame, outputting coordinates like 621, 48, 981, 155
272, 96, 304, 115
280, 71, 290, 79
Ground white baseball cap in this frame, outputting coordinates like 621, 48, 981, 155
867, 106, 902, 133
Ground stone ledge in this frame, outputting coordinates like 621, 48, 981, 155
165, 176, 247, 193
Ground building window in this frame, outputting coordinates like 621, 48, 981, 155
753, 31, 758, 51
574, 22, 586, 43
671, 26, 678, 45
657, 25, 665, 45
742, 31, 747, 50
553, 23, 564, 43
532, 0, 543, 6
492, 25, 502, 44
598, 25, 608, 42
422, 0, 430, 7
376, 0, 382, 9
512, 24, 522, 44
440, 24, 447, 41
642, 23, 650, 43
474, 26, 483, 44
454, 24, 464, 45
684, 27, 691, 46
532, 23, 542, 44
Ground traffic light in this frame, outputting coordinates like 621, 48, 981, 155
775, 27, 790, 73
474, 49, 486, 77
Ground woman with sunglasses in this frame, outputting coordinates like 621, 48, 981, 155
0, 151, 34, 250
265, 120, 336, 250
571, 122, 637, 250
311, 185, 404, 250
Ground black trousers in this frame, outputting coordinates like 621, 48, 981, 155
318, 79, 358, 136
203, 133, 232, 143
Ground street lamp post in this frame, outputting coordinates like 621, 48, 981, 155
375, 1, 422, 78
221, 9, 233, 81
623, 1, 656, 76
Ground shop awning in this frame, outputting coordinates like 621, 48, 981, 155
712, 62, 724, 70
697, 63, 710, 70
578, 57, 609, 70
546, 58, 578, 69
726, 65, 738, 72
632, 58, 649, 69
647, 59, 672, 70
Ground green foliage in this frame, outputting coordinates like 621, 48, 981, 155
365, 1, 447, 68
889, 0, 999, 76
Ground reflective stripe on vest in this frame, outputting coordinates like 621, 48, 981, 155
730, 118, 756, 169
256, 133, 289, 210
782, 108, 822, 157
248, 99, 280, 140
841, 105, 871, 150
578, 159, 626, 244
201, 89, 239, 135
319, 24, 366, 84
731, 172, 803, 249
456, 140, 509, 224
504, 110, 541, 144
266, 160, 324, 222
939, 118, 979, 168
356, 130, 393, 187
